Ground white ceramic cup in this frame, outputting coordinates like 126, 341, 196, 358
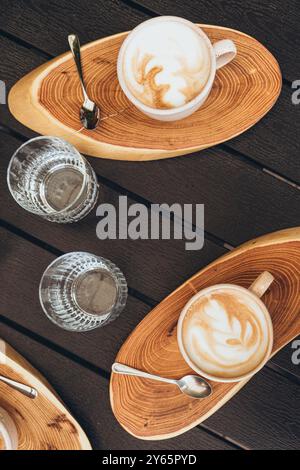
177, 272, 274, 383
117, 16, 237, 121
0, 407, 18, 450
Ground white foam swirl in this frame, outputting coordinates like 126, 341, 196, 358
182, 288, 270, 379
122, 19, 211, 109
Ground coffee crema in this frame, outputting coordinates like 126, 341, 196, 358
182, 287, 271, 379
122, 19, 211, 109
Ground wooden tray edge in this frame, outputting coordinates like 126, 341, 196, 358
110, 378, 248, 440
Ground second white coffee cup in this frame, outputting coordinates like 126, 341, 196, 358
177, 272, 274, 383
0, 407, 18, 450
117, 16, 237, 121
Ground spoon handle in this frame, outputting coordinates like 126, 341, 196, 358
68, 34, 89, 102
112, 363, 176, 385
0, 374, 38, 399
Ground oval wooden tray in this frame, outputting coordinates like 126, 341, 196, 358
8, 25, 281, 161
0, 339, 91, 450
110, 228, 300, 440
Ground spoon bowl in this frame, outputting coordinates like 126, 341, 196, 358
80, 102, 100, 130
177, 375, 211, 398
112, 363, 212, 399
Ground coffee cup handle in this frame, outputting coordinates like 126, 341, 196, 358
213, 39, 237, 70
248, 271, 275, 299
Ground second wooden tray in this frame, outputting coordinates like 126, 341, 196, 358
0, 339, 91, 450
110, 228, 300, 440
8, 25, 281, 161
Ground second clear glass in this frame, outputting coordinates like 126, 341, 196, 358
39, 252, 128, 332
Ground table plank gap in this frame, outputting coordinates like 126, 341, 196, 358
0, 27, 52, 60
0, 315, 106, 378
267, 362, 300, 386
221, 144, 300, 190
199, 423, 250, 450
120, 0, 158, 17
0, 218, 157, 308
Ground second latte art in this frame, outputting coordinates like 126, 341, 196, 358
122, 19, 211, 109
182, 286, 271, 379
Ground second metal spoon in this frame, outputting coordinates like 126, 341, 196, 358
112, 363, 212, 399
68, 34, 100, 129
0, 374, 38, 399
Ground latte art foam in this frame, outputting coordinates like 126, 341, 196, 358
182, 288, 270, 379
122, 20, 211, 109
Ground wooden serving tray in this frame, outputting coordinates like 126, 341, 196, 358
110, 228, 300, 440
9, 25, 281, 161
0, 339, 91, 450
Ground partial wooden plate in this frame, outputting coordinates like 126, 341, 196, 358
110, 228, 300, 440
8, 25, 281, 161
0, 339, 91, 450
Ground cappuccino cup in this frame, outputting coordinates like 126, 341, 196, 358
0, 407, 18, 450
177, 272, 274, 383
117, 16, 237, 121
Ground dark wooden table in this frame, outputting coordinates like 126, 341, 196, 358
0, 0, 299, 450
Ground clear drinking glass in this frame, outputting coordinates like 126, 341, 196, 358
39, 252, 128, 331
7, 136, 99, 223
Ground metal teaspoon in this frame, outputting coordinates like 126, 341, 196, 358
68, 34, 100, 129
112, 363, 212, 399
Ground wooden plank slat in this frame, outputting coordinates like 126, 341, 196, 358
89, 149, 300, 247
0, 0, 146, 55
205, 366, 300, 449
0, 323, 234, 449
0, 3, 299, 181
220, 85, 300, 184
0, 229, 299, 449
134, 0, 300, 83
0, 36, 44, 137
1, 0, 298, 82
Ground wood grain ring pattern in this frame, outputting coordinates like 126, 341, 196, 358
110, 228, 300, 440
8, 26, 282, 161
